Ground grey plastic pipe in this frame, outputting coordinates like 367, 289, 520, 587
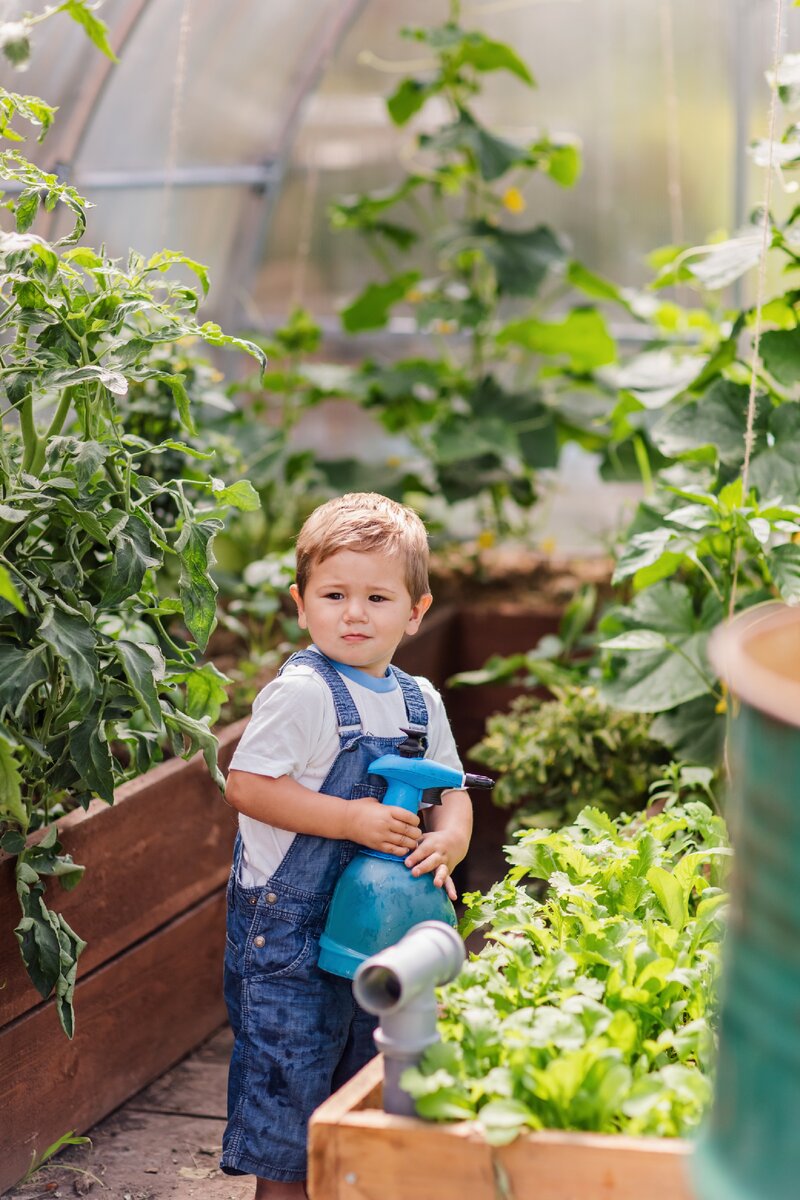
352, 919, 466, 1116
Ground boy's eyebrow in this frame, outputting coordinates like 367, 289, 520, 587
315, 579, 399, 594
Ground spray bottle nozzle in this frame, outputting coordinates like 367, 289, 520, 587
421, 772, 495, 806
464, 772, 495, 790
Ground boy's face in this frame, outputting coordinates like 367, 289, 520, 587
290, 549, 432, 677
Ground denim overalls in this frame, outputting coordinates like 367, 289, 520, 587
220, 649, 429, 1182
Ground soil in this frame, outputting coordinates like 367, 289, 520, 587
5, 1027, 252, 1200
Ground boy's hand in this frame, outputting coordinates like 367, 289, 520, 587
404, 829, 466, 901
343, 798, 422, 857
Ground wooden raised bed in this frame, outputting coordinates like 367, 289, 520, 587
445, 603, 562, 893
308, 1057, 694, 1200
0, 722, 243, 1192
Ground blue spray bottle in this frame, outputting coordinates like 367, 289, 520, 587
317, 730, 494, 979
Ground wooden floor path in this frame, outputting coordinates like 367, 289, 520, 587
6, 1026, 254, 1200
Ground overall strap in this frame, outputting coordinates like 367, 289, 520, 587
388, 664, 429, 733
279, 648, 362, 738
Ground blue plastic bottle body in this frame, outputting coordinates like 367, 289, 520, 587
318, 752, 461, 979
317, 855, 457, 979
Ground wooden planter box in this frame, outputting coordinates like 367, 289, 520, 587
0, 598, 564, 1192
0, 721, 245, 1192
445, 604, 562, 894
309, 1057, 694, 1200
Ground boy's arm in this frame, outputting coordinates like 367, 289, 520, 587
404, 787, 473, 900
225, 769, 422, 857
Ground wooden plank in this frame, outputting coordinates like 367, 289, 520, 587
456, 604, 562, 667
499, 1127, 692, 1200
0, 888, 228, 1194
308, 1057, 693, 1200
311, 1053, 384, 1126
0, 721, 244, 1027
442, 606, 562, 895
311, 1117, 498, 1200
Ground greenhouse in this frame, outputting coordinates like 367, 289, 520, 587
1, 0, 800, 1197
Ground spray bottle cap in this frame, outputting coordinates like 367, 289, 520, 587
396, 728, 429, 757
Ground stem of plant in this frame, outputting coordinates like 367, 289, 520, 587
632, 434, 653, 497
19, 394, 40, 474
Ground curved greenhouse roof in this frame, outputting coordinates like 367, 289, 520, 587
2, 0, 794, 330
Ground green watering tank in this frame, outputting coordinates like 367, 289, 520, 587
693, 605, 800, 1200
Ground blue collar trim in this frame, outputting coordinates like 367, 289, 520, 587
315, 649, 398, 693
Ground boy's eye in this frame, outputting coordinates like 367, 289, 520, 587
324, 591, 344, 600
369, 594, 390, 603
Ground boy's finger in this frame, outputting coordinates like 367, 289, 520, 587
402, 842, 427, 866
429, 865, 456, 897
390, 822, 421, 844
387, 807, 420, 826
406, 848, 442, 874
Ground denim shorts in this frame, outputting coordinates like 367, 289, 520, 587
220, 871, 377, 1182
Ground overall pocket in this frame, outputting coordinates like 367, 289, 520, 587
246, 913, 313, 980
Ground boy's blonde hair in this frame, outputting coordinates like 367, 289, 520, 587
295, 493, 430, 601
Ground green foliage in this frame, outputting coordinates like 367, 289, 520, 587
218, 309, 358, 563
0, 29, 265, 1036
402, 802, 729, 1142
0, 0, 116, 72
0, 88, 55, 142
54, 0, 117, 61
470, 687, 669, 832
20, 1129, 91, 1185
589, 55, 800, 765
325, 5, 617, 536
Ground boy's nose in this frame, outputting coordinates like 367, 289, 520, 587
343, 598, 368, 622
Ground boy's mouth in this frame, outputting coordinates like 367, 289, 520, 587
342, 633, 369, 642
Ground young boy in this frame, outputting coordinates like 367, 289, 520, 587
220, 492, 472, 1199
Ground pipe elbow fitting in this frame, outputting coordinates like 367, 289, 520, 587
353, 919, 465, 1015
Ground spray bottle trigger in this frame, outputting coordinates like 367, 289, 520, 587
420, 787, 445, 807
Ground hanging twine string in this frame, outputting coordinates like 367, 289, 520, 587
290, 142, 321, 311
289, 11, 355, 311
729, 0, 785, 621
659, 0, 684, 249
161, 0, 193, 246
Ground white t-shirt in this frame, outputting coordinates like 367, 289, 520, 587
228, 651, 464, 886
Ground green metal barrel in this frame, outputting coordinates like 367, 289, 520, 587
693, 605, 800, 1200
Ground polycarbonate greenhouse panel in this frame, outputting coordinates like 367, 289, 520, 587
46, 184, 258, 316
255, 0, 800, 324
76, 0, 355, 171
0, 0, 367, 322
0, 0, 798, 326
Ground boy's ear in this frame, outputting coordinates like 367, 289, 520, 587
289, 582, 308, 630
406, 592, 433, 635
